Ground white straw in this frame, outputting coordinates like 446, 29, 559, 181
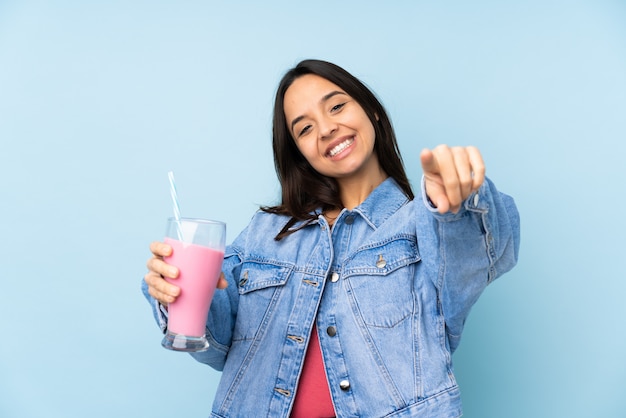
167, 171, 183, 240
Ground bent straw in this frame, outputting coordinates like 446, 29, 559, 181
167, 171, 183, 241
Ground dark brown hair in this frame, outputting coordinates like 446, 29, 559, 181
262, 59, 414, 240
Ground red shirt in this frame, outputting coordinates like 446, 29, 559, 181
290, 324, 336, 418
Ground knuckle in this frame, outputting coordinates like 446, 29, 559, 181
155, 276, 169, 292
444, 177, 460, 189
460, 177, 473, 188
150, 241, 169, 257
148, 286, 161, 301
149, 241, 160, 254
146, 257, 164, 275
144, 271, 157, 285
150, 259, 169, 276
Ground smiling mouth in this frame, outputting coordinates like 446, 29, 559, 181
327, 137, 355, 157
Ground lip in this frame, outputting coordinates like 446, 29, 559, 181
325, 135, 355, 158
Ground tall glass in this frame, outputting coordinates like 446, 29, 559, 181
161, 217, 226, 352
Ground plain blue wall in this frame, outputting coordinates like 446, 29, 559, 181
1, 1, 625, 417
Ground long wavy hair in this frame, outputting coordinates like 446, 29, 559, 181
262, 59, 414, 240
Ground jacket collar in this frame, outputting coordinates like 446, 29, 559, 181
351, 177, 410, 229
289, 177, 411, 231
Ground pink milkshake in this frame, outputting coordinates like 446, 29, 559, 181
160, 217, 226, 352
164, 237, 225, 337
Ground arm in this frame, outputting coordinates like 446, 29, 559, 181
420, 146, 520, 352
424, 177, 520, 352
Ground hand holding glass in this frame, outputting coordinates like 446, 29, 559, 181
161, 217, 226, 352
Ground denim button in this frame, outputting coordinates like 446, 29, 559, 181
287, 335, 305, 343
331, 272, 339, 282
326, 326, 337, 337
344, 215, 354, 225
239, 272, 249, 287
376, 254, 387, 269
473, 194, 480, 207
339, 380, 350, 391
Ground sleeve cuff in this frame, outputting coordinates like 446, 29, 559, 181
420, 175, 487, 216
420, 175, 439, 212
155, 299, 169, 334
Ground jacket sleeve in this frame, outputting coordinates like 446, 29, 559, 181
421, 176, 520, 353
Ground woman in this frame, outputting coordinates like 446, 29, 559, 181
143, 59, 520, 417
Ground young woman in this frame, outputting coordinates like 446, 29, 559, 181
143, 59, 520, 417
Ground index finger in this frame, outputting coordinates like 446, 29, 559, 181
430, 145, 464, 208
420, 148, 439, 175
149, 241, 172, 258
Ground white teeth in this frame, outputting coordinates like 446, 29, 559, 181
328, 138, 354, 157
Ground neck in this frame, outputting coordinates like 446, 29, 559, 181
337, 165, 388, 210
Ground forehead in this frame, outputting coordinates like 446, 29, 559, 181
283, 74, 345, 112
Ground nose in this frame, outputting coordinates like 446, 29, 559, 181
318, 115, 338, 139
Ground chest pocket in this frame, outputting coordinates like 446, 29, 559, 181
233, 260, 293, 341
237, 261, 292, 294
343, 237, 420, 328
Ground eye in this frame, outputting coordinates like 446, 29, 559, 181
298, 124, 312, 137
330, 102, 346, 112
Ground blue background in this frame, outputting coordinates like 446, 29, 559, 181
1, 1, 625, 417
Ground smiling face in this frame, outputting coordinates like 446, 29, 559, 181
283, 74, 383, 184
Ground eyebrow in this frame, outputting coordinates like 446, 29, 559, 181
289, 90, 347, 133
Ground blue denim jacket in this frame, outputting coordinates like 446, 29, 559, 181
143, 177, 520, 417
